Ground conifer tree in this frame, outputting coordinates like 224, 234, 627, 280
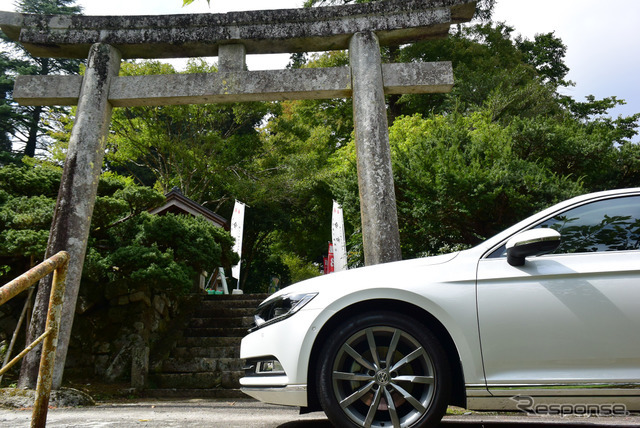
0, 0, 83, 158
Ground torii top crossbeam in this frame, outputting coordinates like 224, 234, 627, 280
0, 0, 476, 59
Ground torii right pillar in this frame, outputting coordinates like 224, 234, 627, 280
350, 31, 402, 265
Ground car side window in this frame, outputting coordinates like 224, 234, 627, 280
537, 196, 640, 254
488, 195, 640, 258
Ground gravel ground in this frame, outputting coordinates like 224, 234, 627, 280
1, 398, 639, 427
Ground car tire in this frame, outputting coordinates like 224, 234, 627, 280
317, 311, 451, 428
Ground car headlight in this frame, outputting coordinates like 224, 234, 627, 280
250, 292, 318, 331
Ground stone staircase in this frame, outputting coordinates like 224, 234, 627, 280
146, 293, 268, 398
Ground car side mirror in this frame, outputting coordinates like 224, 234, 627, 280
506, 228, 561, 266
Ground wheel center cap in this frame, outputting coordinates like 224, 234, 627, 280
375, 370, 391, 385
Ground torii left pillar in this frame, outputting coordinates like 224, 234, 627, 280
19, 43, 122, 389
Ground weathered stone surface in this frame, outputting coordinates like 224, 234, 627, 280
105, 340, 133, 382
0, 387, 95, 408
183, 327, 248, 338
131, 346, 149, 390
0, 0, 476, 59
189, 316, 253, 328
153, 295, 166, 315
350, 31, 402, 265
47, 43, 123, 390
382, 61, 453, 94
172, 346, 235, 359
18, 42, 122, 391
75, 295, 95, 315
133, 322, 144, 333
11, 75, 82, 106
152, 372, 222, 389
129, 291, 146, 303
218, 43, 246, 72
13, 61, 453, 107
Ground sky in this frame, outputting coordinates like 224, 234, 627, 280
1, 0, 638, 121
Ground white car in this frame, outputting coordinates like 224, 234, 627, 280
240, 188, 640, 428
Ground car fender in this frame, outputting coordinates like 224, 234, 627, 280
294, 284, 485, 388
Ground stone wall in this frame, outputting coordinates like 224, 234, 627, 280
0, 285, 199, 387
70, 286, 200, 385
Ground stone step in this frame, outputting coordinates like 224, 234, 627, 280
188, 316, 253, 329
203, 293, 269, 302
144, 294, 268, 396
143, 388, 248, 399
149, 371, 244, 389
194, 306, 255, 318
172, 346, 239, 359
177, 336, 241, 348
198, 299, 263, 310
183, 327, 248, 338
161, 357, 244, 373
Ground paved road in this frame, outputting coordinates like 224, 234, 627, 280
1, 399, 639, 427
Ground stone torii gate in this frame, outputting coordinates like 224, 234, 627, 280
0, 0, 476, 388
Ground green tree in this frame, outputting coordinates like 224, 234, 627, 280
0, 161, 237, 294
0, 54, 16, 154
389, 112, 583, 255
0, 160, 60, 275
106, 60, 269, 209
516, 32, 570, 86
0, 0, 83, 158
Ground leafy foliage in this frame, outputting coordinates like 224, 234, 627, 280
0, 161, 60, 272
0, 53, 17, 154
87, 212, 237, 296
0, 0, 84, 158
389, 112, 583, 256
516, 32, 569, 86
182, 0, 209, 6
107, 60, 269, 208
0, 161, 237, 299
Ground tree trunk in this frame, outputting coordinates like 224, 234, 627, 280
23, 58, 49, 158
23, 106, 42, 158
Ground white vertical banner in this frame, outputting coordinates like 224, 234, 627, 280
230, 200, 245, 288
332, 200, 348, 272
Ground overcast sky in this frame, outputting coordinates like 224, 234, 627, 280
1, 0, 638, 122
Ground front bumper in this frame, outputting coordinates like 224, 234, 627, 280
240, 307, 323, 407
241, 384, 308, 407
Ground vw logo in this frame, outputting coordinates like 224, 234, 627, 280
375, 370, 390, 385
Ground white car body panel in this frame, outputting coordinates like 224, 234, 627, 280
478, 250, 640, 386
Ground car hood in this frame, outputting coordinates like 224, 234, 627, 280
264, 251, 460, 304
